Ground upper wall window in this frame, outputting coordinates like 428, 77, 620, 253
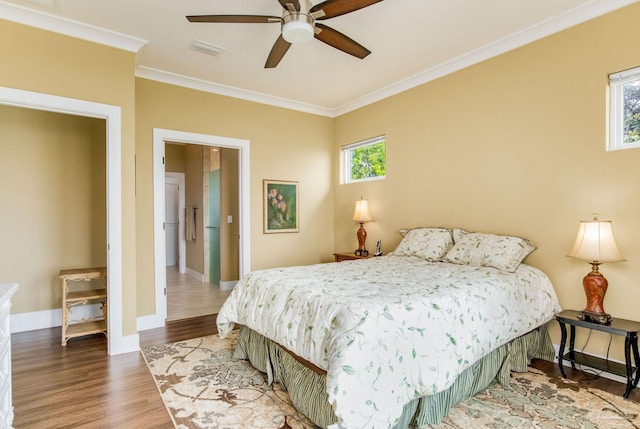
609, 66, 640, 151
342, 135, 386, 184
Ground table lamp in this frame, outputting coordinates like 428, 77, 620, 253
353, 198, 373, 256
567, 214, 625, 324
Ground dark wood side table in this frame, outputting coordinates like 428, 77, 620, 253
333, 252, 373, 262
556, 309, 640, 398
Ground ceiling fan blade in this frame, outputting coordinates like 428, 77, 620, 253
186, 15, 280, 24
265, 35, 292, 68
311, 0, 382, 20
314, 23, 370, 59
277, 0, 300, 12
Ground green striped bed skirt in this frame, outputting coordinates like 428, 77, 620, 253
233, 323, 556, 428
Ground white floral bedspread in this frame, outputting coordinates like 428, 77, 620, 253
217, 255, 561, 429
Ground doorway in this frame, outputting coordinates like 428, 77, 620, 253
0, 86, 127, 355
163, 144, 229, 321
164, 172, 185, 273
152, 128, 251, 328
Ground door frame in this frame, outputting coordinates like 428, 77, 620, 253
151, 128, 250, 326
164, 172, 186, 273
0, 86, 128, 355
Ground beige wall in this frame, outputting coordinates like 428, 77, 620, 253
135, 78, 335, 316
165, 143, 186, 173
333, 3, 640, 361
0, 19, 138, 336
0, 106, 106, 313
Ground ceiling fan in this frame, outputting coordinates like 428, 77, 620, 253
186, 0, 383, 68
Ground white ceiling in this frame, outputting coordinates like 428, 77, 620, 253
1, 0, 637, 116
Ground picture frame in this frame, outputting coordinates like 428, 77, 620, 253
263, 179, 299, 234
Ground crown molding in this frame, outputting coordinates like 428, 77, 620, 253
0, 0, 147, 53
1, 0, 636, 117
135, 66, 334, 117
332, 0, 640, 116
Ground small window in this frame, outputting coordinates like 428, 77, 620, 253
609, 66, 640, 151
342, 135, 386, 184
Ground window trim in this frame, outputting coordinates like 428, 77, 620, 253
608, 65, 640, 151
342, 135, 386, 184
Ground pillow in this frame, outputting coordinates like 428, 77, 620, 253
444, 228, 536, 272
391, 227, 453, 261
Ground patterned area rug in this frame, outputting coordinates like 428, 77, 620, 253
142, 333, 640, 429
425, 372, 640, 429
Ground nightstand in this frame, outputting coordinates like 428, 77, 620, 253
333, 252, 373, 262
556, 309, 640, 398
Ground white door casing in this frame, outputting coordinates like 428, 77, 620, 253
0, 86, 131, 355
150, 128, 250, 328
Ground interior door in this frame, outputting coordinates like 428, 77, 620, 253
165, 180, 179, 267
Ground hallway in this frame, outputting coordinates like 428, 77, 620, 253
166, 267, 231, 321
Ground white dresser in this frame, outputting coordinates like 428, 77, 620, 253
0, 283, 18, 429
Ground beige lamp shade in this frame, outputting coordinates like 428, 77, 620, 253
567, 216, 625, 263
353, 199, 373, 223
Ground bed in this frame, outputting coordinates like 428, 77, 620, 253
217, 227, 561, 429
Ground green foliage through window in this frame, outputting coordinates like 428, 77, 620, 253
623, 80, 640, 144
609, 67, 640, 151
344, 136, 386, 183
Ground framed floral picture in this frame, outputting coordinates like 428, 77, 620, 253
263, 179, 299, 233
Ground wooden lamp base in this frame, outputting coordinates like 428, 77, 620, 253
577, 262, 612, 325
355, 222, 368, 256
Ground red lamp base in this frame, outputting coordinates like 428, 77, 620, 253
578, 263, 612, 325
355, 222, 368, 256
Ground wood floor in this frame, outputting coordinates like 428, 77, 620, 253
12, 317, 640, 428
12, 315, 218, 429
166, 267, 231, 321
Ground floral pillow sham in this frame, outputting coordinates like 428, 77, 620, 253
445, 228, 536, 272
391, 227, 453, 261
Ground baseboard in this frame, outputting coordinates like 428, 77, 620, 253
552, 343, 627, 385
220, 280, 237, 291
11, 308, 60, 333
11, 304, 103, 334
13, 306, 142, 353
13, 306, 156, 346
186, 267, 204, 282
13, 305, 167, 334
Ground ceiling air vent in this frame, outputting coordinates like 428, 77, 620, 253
190, 40, 225, 57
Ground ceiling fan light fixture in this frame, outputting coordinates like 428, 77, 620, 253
282, 13, 314, 44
